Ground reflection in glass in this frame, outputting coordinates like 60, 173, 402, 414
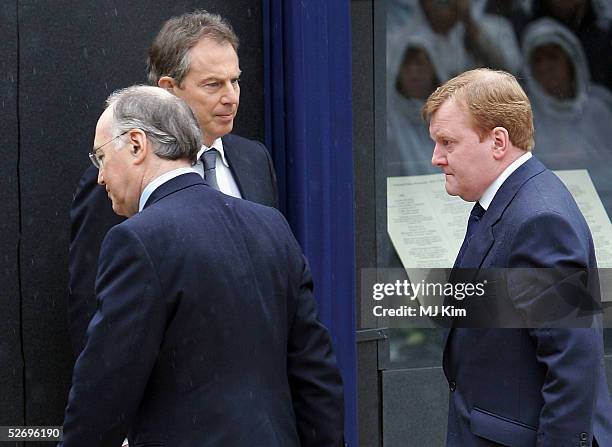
386, 32, 445, 177
389, 328, 443, 369
384, 1, 612, 369
522, 17, 612, 218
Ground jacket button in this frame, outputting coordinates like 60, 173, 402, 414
580, 432, 588, 441
449, 381, 456, 392
579, 441, 587, 447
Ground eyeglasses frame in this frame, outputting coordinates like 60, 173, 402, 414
88, 130, 130, 169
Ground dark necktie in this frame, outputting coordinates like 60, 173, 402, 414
201, 148, 220, 191
453, 202, 486, 268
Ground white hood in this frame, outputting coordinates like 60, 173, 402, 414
522, 17, 590, 116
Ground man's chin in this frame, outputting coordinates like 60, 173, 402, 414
444, 178, 470, 200
219, 122, 234, 136
213, 114, 235, 129
111, 202, 130, 218
444, 181, 458, 197
204, 123, 234, 144
445, 187, 472, 201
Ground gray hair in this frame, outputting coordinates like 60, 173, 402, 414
146, 10, 239, 87
106, 85, 202, 163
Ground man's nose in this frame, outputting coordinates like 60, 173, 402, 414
97, 168, 105, 185
431, 145, 446, 167
220, 81, 239, 104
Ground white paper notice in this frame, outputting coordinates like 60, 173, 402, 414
387, 170, 612, 301
387, 174, 472, 269
555, 170, 612, 302
555, 170, 612, 268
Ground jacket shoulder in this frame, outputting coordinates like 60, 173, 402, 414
223, 134, 271, 159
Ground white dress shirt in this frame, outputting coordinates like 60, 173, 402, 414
479, 152, 532, 210
138, 167, 198, 212
196, 138, 242, 199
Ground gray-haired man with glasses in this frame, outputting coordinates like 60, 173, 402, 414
60, 85, 343, 447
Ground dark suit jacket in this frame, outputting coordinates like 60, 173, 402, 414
60, 173, 343, 447
68, 134, 278, 355
444, 157, 612, 447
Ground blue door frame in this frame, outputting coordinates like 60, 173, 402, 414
263, 1, 357, 445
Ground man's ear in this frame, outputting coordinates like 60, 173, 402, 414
127, 129, 148, 165
158, 76, 176, 91
491, 127, 510, 161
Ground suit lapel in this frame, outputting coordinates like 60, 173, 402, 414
458, 227, 495, 271
443, 157, 547, 355
456, 156, 547, 271
143, 173, 204, 210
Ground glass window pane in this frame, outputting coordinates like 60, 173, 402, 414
383, 0, 612, 368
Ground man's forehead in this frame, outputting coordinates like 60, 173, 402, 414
431, 99, 468, 124
429, 101, 453, 128
94, 109, 113, 143
202, 65, 242, 78
98, 107, 114, 125
190, 39, 240, 71
429, 99, 471, 137
192, 38, 238, 59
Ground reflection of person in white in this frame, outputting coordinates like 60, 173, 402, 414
386, 32, 447, 177
522, 17, 612, 218
413, 0, 521, 77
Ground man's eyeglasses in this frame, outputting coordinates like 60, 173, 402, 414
88, 130, 129, 169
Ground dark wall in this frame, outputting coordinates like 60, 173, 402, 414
0, 0, 24, 437
4, 0, 263, 428
351, 0, 380, 444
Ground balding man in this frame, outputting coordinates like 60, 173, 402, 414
60, 86, 343, 447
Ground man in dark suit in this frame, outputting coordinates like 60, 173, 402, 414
60, 85, 343, 447
423, 68, 612, 446
69, 10, 278, 355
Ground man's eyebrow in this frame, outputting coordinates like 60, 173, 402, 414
429, 129, 442, 140
198, 76, 220, 83
199, 70, 242, 83
431, 128, 452, 140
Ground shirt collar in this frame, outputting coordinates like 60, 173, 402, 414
479, 152, 532, 210
138, 166, 198, 212
196, 137, 230, 167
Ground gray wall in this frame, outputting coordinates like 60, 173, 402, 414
1, 0, 264, 433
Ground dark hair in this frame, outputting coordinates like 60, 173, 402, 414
146, 10, 239, 87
